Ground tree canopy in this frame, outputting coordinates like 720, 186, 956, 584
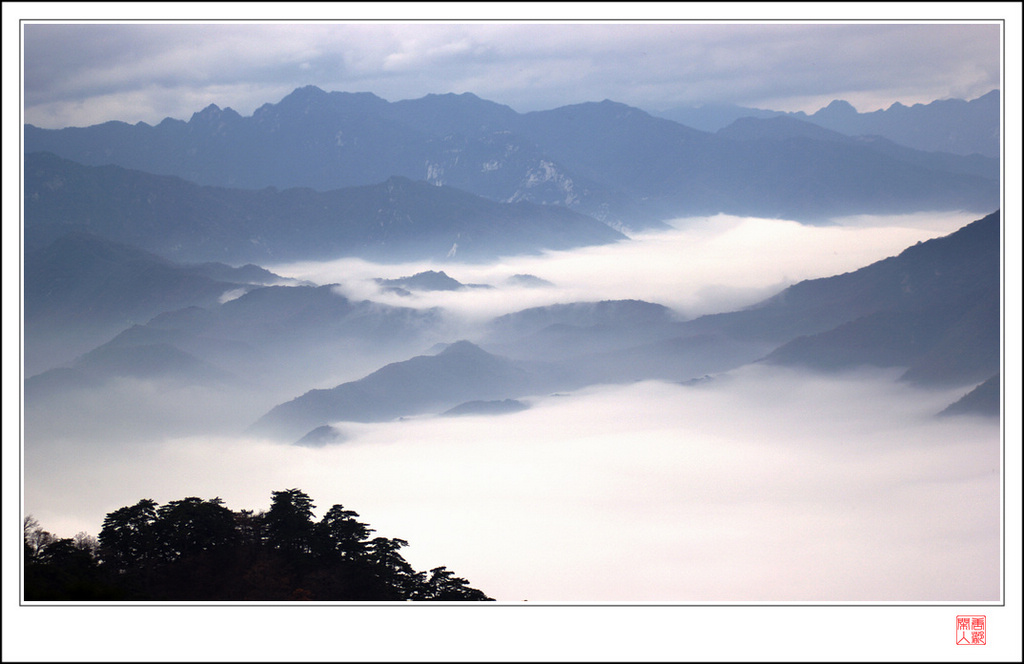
24, 489, 492, 602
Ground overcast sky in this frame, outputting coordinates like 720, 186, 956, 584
18, 12, 1002, 129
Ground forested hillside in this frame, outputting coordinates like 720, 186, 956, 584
24, 489, 492, 601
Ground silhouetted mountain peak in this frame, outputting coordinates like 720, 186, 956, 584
281, 84, 328, 103
437, 339, 490, 359
416, 91, 506, 118
251, 336, 537, 438
24, 87, 1000, 223
190, 103, 221, 120
425, 91, 484, 103
442, 398, 529, 417
187, 104, 243, 133
815, 99, 859, 118
505, 274, 554, 288
251, 86, 389, 123
555, 99, 648, 119
755, 211, 1000, 386
387, 91, 520, 137
375, 270, 465, 292
157, 116, 186, 128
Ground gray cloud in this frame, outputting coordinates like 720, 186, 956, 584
20, 20, 1001, 128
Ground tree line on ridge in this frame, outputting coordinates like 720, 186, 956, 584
24, 488, 492, 601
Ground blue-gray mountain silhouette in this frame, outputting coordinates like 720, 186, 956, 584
25, 86, 998, 226
248, 210, 1000, 440
23, 232, 249, 374
483, 212, 1000, 396
442, 399, 530, 417
251, 341, 560, 440
654, 89, 999, 158
675, 211, 1000, 387
939, 374, 1000, 417
374, 270, 493, 294
24, 151, 625, 264
716, 115, 996, 181
41, 282, 443, 390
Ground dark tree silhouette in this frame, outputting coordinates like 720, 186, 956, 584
24, 517, 122, 600
23, 516, 56, 560
98, 498, 158, 573
420, 566, 492, 601
154, 497, 240, 563
265, 488, 317, 558
25, 489, 493, 601
315, 504, 374, 560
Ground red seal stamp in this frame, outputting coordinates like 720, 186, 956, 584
956, 615, 986, 645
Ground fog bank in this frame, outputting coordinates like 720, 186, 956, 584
24, 365, 1000, 602
270, 211, 983, 322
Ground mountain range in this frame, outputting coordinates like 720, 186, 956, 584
22, 87, 1002, 445
23, 207, 1001, 445
478, 210, 999, 391
24, 151, 624, 264
654, 89, 1000, 158
250, 340, 562, 440
23, 232, 263, 374
26, 86, 999, 229
243, 211, 1000, 442
374, 270, 493, 295
680, 212, 1000, 387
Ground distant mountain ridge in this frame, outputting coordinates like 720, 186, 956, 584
442, 399, 530, 417
681, 211, 1000, 388
28, 209, 1000, 446
24, 151, 625, 264
653, 89, 999, 158
715, 115, 997, 181
71, 282, 445, 390
792, 91, 1000, 158
25, 85, 999, 226
252, 209, 1000, 440
479, 211, 1001, 410
940, 374, 1000, 417
23, 232, 248, 374
250, 340, 559, 440
483, 299, 683, 360
374, 270, 492, 294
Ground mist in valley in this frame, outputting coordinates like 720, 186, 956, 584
25, 367, 999, 602
272, 210, 981, 323
21, 211, 1002, 603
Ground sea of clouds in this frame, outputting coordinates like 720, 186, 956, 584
22, 210, 1002, 603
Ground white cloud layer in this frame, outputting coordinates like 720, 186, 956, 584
271, 211, 983, 322
12, 200, 1016, 658
21, 212, 1004, 603
24, 365, 1000, 602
